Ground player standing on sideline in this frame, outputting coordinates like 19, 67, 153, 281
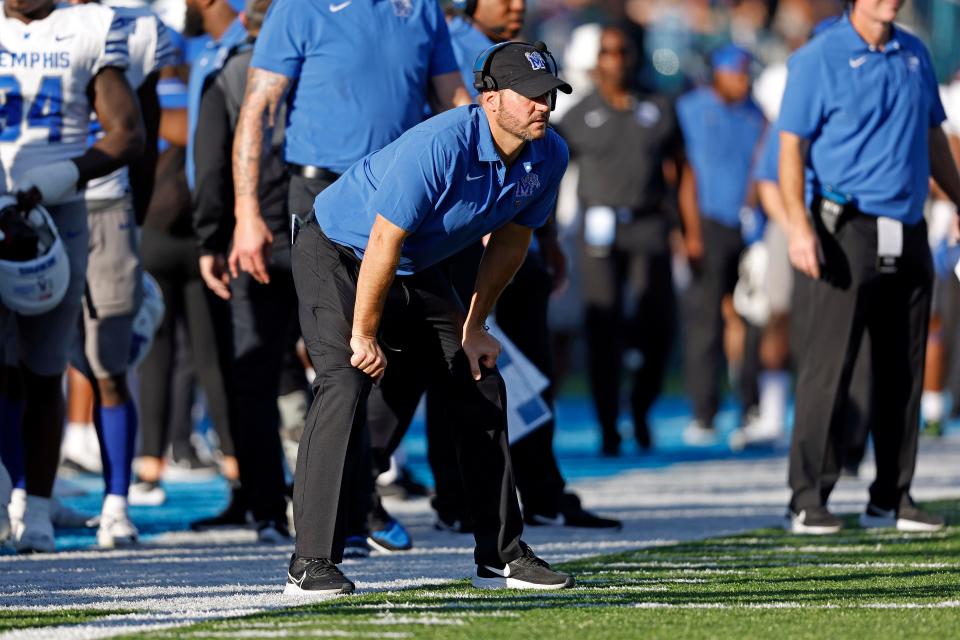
230, 0, 470, 553
675, 44, 766, 446
560, 24, 684, 456
64, 0, 176, 549
285, 42, 575, 596
0, 0, 145, 553
780, 3, 960, 534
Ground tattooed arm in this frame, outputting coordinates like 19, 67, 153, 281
229, 66, 290, 284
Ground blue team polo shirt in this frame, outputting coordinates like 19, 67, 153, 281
448, 16, 493, 99
186, 17, 248, 189
315, 105, 568, 275
251, 0, 458, 174
676, 87, 766, 228
778, 15, 947, 224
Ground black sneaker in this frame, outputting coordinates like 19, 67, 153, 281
257, 519, 292, 543
861, 499, 945, 532
283, 554, 355, 598
525, 493, 622, 530
434, 512, 475, 534
784, 505, 842, 535
472, 543, 575, 590
191, 487, 251, 531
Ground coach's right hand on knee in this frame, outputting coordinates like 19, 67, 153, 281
350, 335, 387, 382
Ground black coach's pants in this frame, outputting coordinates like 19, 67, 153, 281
227, 238, 296, 523
291, 219, 524, 564
682, 218, 744, 425
581, 215, 675, 446
789, 205, 931, 512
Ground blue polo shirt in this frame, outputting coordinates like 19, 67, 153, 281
778, 15, 946, 224
186, 17, 248, 189
676, 87, 766, 228
251, 0, 458, 174
448, 16, 493, 99
315, 105, 568, 275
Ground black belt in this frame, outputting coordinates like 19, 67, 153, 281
287, 163, 341, 182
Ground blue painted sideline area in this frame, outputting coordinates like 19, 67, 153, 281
46, 394, 951, 552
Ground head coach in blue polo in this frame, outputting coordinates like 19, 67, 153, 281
283, 42, 576, 597
779, 0, 960, 535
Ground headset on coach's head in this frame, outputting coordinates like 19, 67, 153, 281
472, 41, 562, 111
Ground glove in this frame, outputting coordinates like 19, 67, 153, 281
17, 160, 80, 205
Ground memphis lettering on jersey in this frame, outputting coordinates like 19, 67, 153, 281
0, 49, 71, 70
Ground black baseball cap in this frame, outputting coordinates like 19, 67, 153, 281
482, 42, 572, 99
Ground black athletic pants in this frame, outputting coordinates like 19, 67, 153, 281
581, 215, 675, 447
227, 236, 297, 523
682, 218, 744, 425
789, 202, 931, 511
291, 219, 523, 564
139, 228, 233, 459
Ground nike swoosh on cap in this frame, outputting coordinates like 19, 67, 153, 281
329, 0, 352, 11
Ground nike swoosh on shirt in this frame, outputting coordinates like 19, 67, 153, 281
848, 56, 867, 68
466, 174, 484, 181
329, 1, 352, 11
55, 34, 75, 41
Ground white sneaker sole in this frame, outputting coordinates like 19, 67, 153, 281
896, 518, 945, 533
282, 582, 352, 598
784, 516, 842, 535
128, 490, 166, 507
366, 537, 411, 554
471, 576, 575, 590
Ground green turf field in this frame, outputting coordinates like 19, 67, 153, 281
130, 500, 960, 640
0, 609, 127, 632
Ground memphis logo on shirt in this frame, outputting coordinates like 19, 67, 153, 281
516, 172, 540, 198
0, 49, 71, 69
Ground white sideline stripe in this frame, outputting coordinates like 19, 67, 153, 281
632, 601, 960, 610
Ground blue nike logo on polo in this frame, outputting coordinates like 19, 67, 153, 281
65, 230, 82, 239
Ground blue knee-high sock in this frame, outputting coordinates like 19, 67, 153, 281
0, 396, 25, 490
94, 401, 138, 497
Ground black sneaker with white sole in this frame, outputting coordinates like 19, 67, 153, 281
472, 543, 575, 590
784, 505, 843, 535
283, 554, 355, 597
860, 500, 945, 532
524, 493, 622, 530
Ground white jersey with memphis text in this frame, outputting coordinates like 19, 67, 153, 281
0, 3, 130, 200
86, 5, 178, 201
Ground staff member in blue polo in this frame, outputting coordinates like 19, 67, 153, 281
676, 45, 766, 445
284, 42, 575, 596
231, 0, 471, 283
780, 3, 960, 535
